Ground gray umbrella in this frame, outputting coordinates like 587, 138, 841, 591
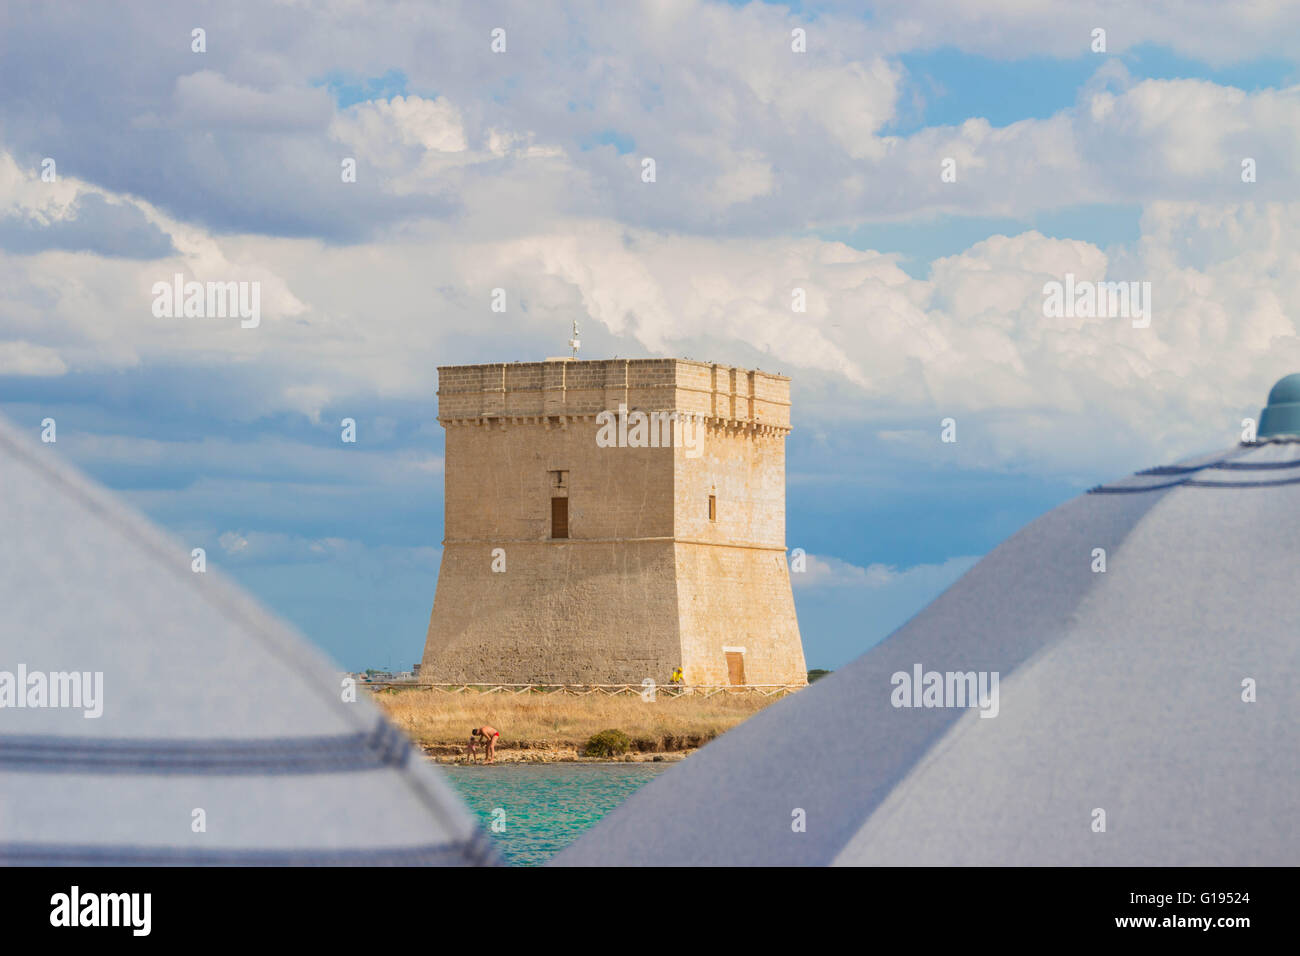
0, 415, 494, 865
556, 377, 1300, 866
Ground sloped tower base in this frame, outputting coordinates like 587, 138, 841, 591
422, 540, 807, 685
423, 541, 680, 684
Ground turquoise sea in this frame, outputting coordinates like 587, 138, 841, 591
444, 763, 669, 865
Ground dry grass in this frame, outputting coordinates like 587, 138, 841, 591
370, 686, 783, 757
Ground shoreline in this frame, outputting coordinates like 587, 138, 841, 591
371, 685, 782, 765
422, 745, 697, 765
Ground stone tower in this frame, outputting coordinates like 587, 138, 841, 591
421, 358, 807, 686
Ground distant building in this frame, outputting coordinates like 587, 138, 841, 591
421, 357, 807, 686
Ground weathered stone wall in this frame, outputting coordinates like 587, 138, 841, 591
423, 540, 681, 683
674, 543, 807, 685
671, 423, 805, 684
441, 418, 673, 543
674, 425, 787, 548
422, 357, 807, 686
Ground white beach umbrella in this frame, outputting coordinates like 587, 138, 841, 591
557, 378, 1300, 866
0, 415, 495, 865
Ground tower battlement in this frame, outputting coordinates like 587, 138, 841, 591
421, 357, 807, 687
436, 358, 791, 433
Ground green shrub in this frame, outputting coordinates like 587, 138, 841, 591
584, 729, 632, 757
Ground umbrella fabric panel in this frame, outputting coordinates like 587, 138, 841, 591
0, 763, 488, 854
837, 466, 1300, 864
1, 421, 355, 739
557, 440, 1300, 866
0, 416, 491, 865
555, 487, 1173, 865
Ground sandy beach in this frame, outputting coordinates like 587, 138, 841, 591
368, 685, 786, 763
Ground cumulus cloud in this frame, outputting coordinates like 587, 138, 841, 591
5, 142, 1298, 477
793, 553, 977, 590
219, 530, 355, 563
2, 1, 1298, 485
169, 71, 335, 131
446, 210, 1299, 471
331, 95, 468, 159
0, 153, 175, 258
63, 430, 444, 488
0, 340, 66, 376
792, 552, 981, 667
213, 529, 440, 595
0, 193, 175, 259
4, 1, 1296, 241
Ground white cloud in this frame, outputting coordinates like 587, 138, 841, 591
792, 552, 984, 667
0, 152, 80, 221
218, 531, 250, 554
794, 553, 980, 592
6, 162, 1299, 477
170, 71, 334, 131
304, 71, 1300, 231
5, 3, 1300, 240
329, 94, 469, 172
2, 11, 1299, 479
215, 528, 440, 569
710, 149, 776, 207
0, 340, 66, 376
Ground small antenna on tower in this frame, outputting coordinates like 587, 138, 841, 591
569, 319, 581, 360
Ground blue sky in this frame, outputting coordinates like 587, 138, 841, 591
2, 1, 1299, 671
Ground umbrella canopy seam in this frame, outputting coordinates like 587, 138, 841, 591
0, 718, 413, 775
1092, 473, 1300, 493
0, 840, 495, 867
